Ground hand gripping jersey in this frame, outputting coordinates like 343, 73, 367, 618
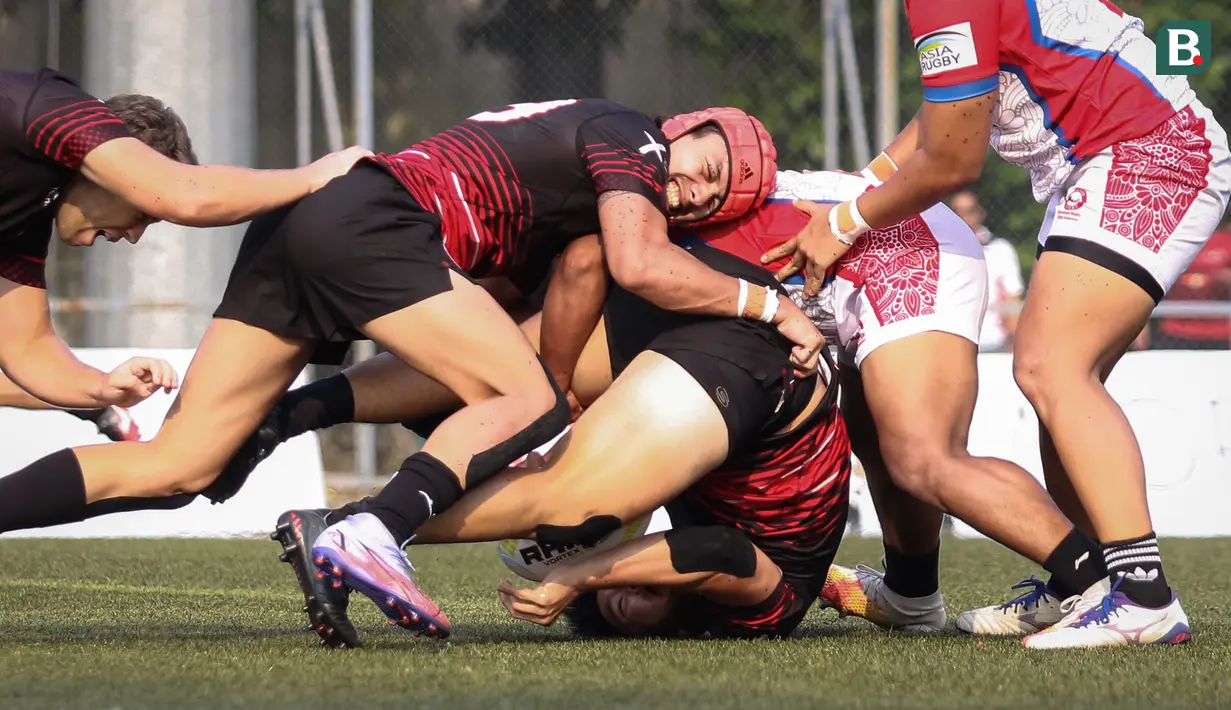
679, 170, 988, 365
905, 0, 1196, 202
0, 69, 131, 288
367, 99, 669, 286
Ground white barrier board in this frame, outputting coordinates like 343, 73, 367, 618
0, 349, 327, 539
946, 351, 1230, 538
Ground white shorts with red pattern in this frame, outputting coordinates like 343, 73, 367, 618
787, 202, 988, 368
1038, 100, 1231, 302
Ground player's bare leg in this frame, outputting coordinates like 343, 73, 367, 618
309, 272, 569, 640
0, 318, 311, 533
1015, 251, 1190, 648
818, 366, 947, 632
414, 350, 731, 544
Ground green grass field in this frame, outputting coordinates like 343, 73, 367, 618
1, 536, 1228, 710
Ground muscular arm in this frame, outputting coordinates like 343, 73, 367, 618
851, 92, 996, 232
539, 234, 608, 395
552, 530, 782, 607
598, 190, 773, 319
80, 138, 316, 227
0, 279, 109, 408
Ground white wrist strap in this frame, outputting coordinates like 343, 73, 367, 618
759, 286, 779, 323
859, 167, 881, 184
736, 279, 750, 319
849, 196, 871, 234
829, 205, 855, 247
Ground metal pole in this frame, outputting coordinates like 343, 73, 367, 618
836, 0, 870, 167
822, 0, 838, 170
83, 0, 255, 347
351, 0, 378, 481
295, 0, 312, 167
309, 0, 345, 152
875, 0, 899, 149
46, 0, 60, 69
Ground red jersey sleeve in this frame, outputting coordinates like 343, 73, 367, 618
577, 111, 668, 215
24, 71, 130, 170
905, 0, 1001, 102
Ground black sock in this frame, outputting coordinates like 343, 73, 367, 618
84, 494, 198, 518
1103, 532, 1170, 607
882, 542, 940, 598
0, 449, 88, 533
66, 408, 107, 424
363, 452, 464, 545
275, 374, 355, 440
1043, 527, 1107, 598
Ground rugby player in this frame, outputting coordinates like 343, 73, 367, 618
262, 167, 1069, 646
0, 68, 368, 415
296, 232, 848, 645
766, 1, 1226, 647
0, 102, 822, 620
0, 373, 140, 441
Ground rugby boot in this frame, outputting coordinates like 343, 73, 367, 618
94, 406, 141, 442
203, 406, 285, 504
819, 564, 947, 632
955, 576, 1067, 636
271, 508, 361, 649
1023, 577, 1191, 649
312, 512, 451, 640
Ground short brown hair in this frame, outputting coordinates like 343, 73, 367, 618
105, 94, 198, 165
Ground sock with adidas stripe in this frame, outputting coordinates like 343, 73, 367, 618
1103, 532, 1170, 608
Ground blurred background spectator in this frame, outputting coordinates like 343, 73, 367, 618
951, 191, 1024, 353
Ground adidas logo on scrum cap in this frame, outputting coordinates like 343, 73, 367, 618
739, 158, 754, 184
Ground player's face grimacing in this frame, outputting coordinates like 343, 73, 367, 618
666, 128, 730, 223
55, 178, 157, 247
597, 585, 679, 636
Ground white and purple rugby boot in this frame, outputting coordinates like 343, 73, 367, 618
312, 512, 451, 640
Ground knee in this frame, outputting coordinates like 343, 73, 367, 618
881, 445, 956, 502
517, 375, 570, 434
1012, 342, 1093, 414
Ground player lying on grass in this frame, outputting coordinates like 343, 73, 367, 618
0, 68, 367, 414
285, 233, 848, 645
0, 372, 140, 441
771, 0, 1225, 648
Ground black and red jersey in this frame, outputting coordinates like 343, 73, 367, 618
675, 375, 851, 600
367, 99, 669, 285
0, 68, 131, 288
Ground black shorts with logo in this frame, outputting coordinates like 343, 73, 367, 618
214, 164, 462, 365
603, 242, 812, 454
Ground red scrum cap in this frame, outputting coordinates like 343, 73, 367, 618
661, 107, 777, 226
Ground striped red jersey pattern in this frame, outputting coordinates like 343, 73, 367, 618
0, 69, 130, 288
367, 99, 668, 282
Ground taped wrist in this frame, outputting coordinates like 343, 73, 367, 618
536, 515, 622, 548
665, 526, 757, 578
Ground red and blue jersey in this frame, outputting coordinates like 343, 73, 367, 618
906, 0, 1196, 202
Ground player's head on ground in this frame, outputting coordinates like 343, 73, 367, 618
659, 107, 776, 226
55, 93, 198, 247
563, 586, 688, 638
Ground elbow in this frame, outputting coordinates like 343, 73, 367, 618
156, 194, 219, 227
941, 154, 986, 193
606, 252, 651, 293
